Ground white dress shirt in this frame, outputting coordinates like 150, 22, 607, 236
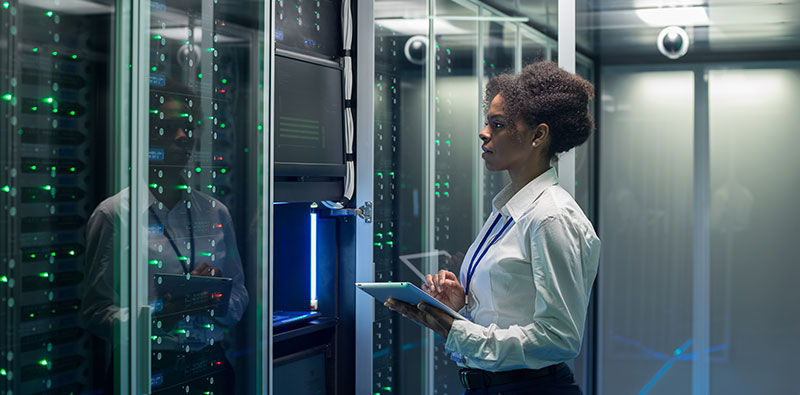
444, 167, 600, 371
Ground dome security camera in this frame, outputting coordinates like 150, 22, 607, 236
403, 35, 428, 65
657, 26, 690, 59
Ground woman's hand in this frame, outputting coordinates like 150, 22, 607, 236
384, 298, 453, 339
422, 270, 465, 312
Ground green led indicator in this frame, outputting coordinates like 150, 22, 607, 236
68, 250, 75, 255
31, 106, 38, 111
70, 167, 76, 172
200, 252, 212, 256
39, 272, 49, 277
197, 73, 203, 79
2, 93, 12, 101
46, 11, 53, 17
257, 125, 263, 130
207, 47, 215, 52
153, 35, 162, 39
152, 66, 157, 72
195, 167, 202, 173
435, 139, 440, 144
52, 108, 58, 113
243, 147, 249, 153
179, 113, 189, 118
386, 241, 393, 246
383, 387, 392, 391
0, 185, 7, 193
30, 313, 35, 318
387, 232, 393, 236
30, 253, 36, 258
220, 123, 226, 128
435, 191, 440, 196
446, 48, 451, 54
376, 233, 383, 237
208, 116, 214, 120
32, 47, 38, 52
151, 335, 158, 340
376, 82, 381, 87
176, 329, 186, 334
178, 256, 189, 261
149, 183, 157, 188
176, 184, 189, 189
220, 168, 227, 174
444, 182, 449, 187
41, 184, 51, 190
184, 41, 190, 44
204, 324, 212, 328
71, 54, 77, 59
150, 109, 158, 114
50, 251, 56, 256
2, 2, 9, 9
69, 110, 76, 116
376, 172, 383, 176
389, 172, 395, 176
0, 276, 8, 282
221, 78, 227, 84
148, 260, 160, 265
374, 242, 382, 247
443, 192, 449, 196
435, 182, 440, 187
39, 359, 48, 366
51, 51, 58, 56
445, 140, 451, 145
490, 63, 495, 68
43, 97, 54, 103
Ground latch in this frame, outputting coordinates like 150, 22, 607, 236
354, 201, 372, 223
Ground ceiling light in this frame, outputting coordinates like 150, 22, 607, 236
636, 7, 709, 27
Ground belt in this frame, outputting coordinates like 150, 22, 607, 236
459, 363, 566, 390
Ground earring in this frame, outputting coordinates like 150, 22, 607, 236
532, 141, 537, 147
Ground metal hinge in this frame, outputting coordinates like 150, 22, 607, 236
354, 201, 372, 223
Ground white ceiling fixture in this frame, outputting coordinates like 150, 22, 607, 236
636, 6, 709, 27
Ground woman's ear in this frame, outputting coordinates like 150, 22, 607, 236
532, 123, 549, 147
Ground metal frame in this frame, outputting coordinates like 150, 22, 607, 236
130, 0, 150, 392
264, 0, 275, 392
354, 0, 375, 393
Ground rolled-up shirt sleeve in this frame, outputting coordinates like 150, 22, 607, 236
445, 214, 600, 371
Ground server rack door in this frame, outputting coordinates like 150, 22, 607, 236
139, 0, 267, 393
1, 1, 128, 394
372, 0, 429, 393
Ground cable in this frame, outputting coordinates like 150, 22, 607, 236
323, 0, 354, 210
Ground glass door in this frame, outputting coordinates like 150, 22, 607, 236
140, 0, 266, 393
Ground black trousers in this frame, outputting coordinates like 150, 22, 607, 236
463, 363, 582, 395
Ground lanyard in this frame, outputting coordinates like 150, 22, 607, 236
465, 212, 515, 299
149, 204, 194, 274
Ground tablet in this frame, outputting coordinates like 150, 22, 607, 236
152, 273, 233, 317
356, 282, 466, 321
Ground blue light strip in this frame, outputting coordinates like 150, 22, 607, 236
310, 210, 318, 306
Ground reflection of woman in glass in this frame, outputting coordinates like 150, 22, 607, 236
386, 62, 600, 394
81, 86, 248, 393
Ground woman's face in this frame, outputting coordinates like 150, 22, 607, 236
479, 94, 532, 172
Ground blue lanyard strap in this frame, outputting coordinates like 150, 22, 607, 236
465, 213, 515, 297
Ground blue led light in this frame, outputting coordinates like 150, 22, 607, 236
310, 207, 318, 306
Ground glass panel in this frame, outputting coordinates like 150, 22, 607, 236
480, 11, 515, 221
432, 1, 478, 393
373, 0, 428, 393
1, 2, 124, 394
598, 70, 695, 394
145, 0, 263, 393
521, 30, 548, 65
708, 67, 800, 394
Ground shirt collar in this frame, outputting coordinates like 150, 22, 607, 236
491, 167, 559, 221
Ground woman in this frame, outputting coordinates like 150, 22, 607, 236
385, 61, 601, 394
